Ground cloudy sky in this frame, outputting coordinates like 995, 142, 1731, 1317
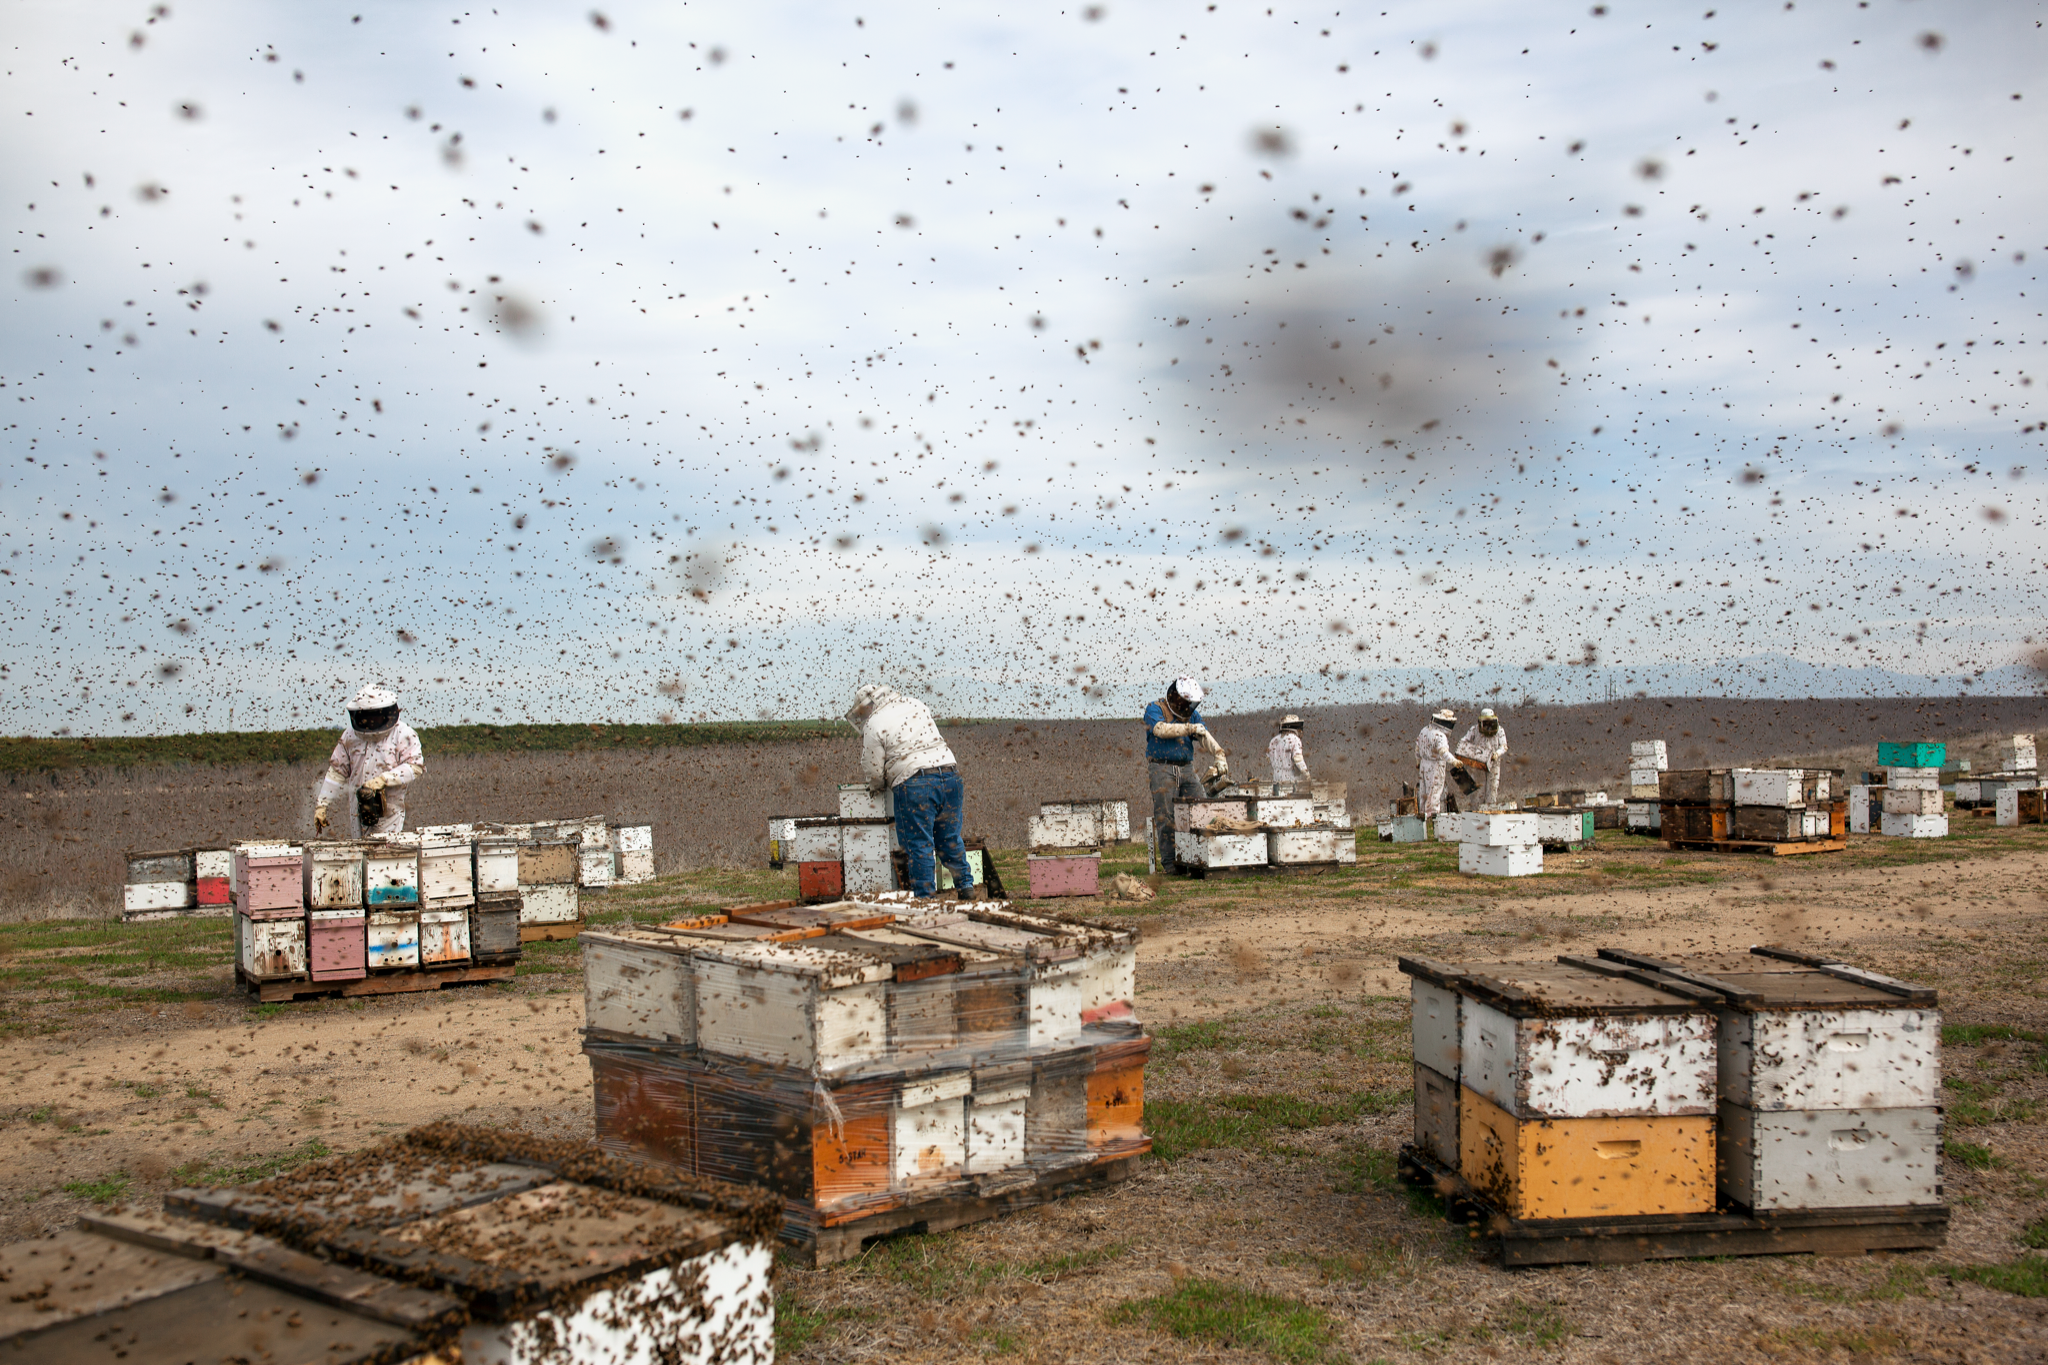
4, 0, 2045, 733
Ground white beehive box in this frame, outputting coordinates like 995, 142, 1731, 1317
1720, 1104, 1943, 1211
194, 848, 232, 879
894, 1071, 970, 1188
844, 858, 894, 895
303, 842, 366, 910
238, 914, 307, 981
1030, 802, 1109, 847
1997, 787, 2032, 825
1172, 829, 1266, 869
841, 821, 892, 863
1434, 812, 1468, 842
616, 849, 656, 884
1630, 740, 1669, 767
692, 940, 892, 1073
124, 880, 195, 914
474, 835, 521, 895
1459, 966, 1717, 1117
1733, 769, 1804, 807
1173, 798, 1251, 832
1849, 786, 1876, 834
1886, 768, 1941, 792
1719, 991, 1938, 1111
1625, 802, 1660, 833
1883, 788, 1943, 816
1463, 812, 1539, 847
366, 909, 420, 970
583, 929, 696, 1043
838, 784, 889, 820
1268, 826, 1349, 864
419, 907, 471, 965
967, 1070, 1032, 1174
1881, 812, 1948, 839
420, 835, 476, 907
1534, 810, 1592, 846
1402, 959, 1463, 1079
364, 841, 420, 907
1628, 769, 1664, 799
787, 819, 843, 864
1459, 843, 1543, 877
1251, 795, 1315, 828
1802, 809, 1829, 839
520, 881, 579, 924
577, 842, 613, 889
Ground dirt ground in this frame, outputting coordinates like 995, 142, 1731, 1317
3, 823, 2046, 1361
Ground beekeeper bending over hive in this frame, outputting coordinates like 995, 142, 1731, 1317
1268, 714, 1312, 787
313, 685, 425, 837
847, 684, 977, 900
1457, 708, 1509, 805
1415, 708, 1460, 818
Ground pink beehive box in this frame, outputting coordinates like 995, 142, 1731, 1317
232, 843, 304, 919
1026, 852, 1101, 898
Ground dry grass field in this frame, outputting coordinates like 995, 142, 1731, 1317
3, 694, 2045, 920
1, 813, 2045, 1362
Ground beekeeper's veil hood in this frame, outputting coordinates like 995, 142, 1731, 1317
845, 683, 898, 726
348, 684, 400, 735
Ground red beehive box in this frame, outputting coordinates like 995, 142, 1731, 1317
1026, 853, 1101, 899
308, 909, 366, 982
798, 861, 844, 902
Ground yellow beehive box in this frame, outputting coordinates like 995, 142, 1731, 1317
1459, 1086, 1714, 1220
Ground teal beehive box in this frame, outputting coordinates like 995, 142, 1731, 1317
1878, 741, 1946, 769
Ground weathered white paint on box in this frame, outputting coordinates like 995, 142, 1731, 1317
615, 849, 656, 883
1268, 826, 1347, 863
239, 914, 308, 980
838, 785, 889, 820
419, 908, 471, 965
1625, 802, 1661, 832
1630, 740, 1669, 763
841, 823, 892, 863
1733, 769, 1804, 807
1434, 812, 1469, 843
1460, 995, 1717, 1117
1458, 843, 1543, 877
895, 1075, 969, 1186
364, 844, 420, 906
843, 857, 894, 896
193, 849, 232, 881
366, 910, 420, 969
1881, 812, 1948, 839
474, 837, 521, 895
419, 838, 475, 904
1172, 830, 1267, 868
1883, 788, 1944, 816
1464, 813, 1540, 847
967, 1085, 1030, 1173
583, 932, 696, 1043
1410, 977, 1462, 1078
1413, 1062, 1460, 1171
1028, 958, 1088, 1049
577, 844, 614, 889
1718, 1103, 1943, 1210
692, 941, 891, 1073
786, 821, 842, 864
303, 843, 365, 909
519, 881, 580, 925
1886, 769, 1941, 791
124, 881, 194, 913
1719, 1007, 1940, 1110
614, 824, 653, 854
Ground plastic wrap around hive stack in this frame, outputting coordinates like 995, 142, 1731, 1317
581, 899, 1149, 1260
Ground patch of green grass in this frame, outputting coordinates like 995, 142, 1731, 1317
1945, 1023, 2048, 1047
1330, 1145, 1400, 1196
1270, 1240, 1402, 1285
1109, 1278, 1343, 1363
183, 1084, 225, 1108
1944, 1077, 2041, 1126
128, 1081, 164, 1100
183, 1138, 332, 1187
852, 1232, 1128, 1300
1498, 1297, 1572, 1348
60, 1171, 131, 1204
1948, 1139, 2005, 1171
1146, 1089, 1405, 1161
1944, 1259, 2048, 1298
1152, 1018, 1239, 1060
2021, 1216, 2048, 1251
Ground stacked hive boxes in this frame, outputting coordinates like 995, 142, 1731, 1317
515, 834, 581, 930
1403, 949, 1946, 1238
581, 900, 1149, 1263
1026, 799, 1130, 897
4, 1125, 780, 1365
1959, 735, 2037, 812
1879, 742, 1948, 839
612, 822, 656, 883
788, 816, 897, 901
1459, 811, 1543, 878
233, 843, 310, 983
1173, 792, 1355, 873
1627, 740, 1667, 835
1598, 947, 1943, 1212
123, 850, 198, 920
1399, 956, 1717, 1219
1729, 768, 1842, 843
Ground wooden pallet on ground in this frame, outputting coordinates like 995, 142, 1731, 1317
789, 1153, 1144, 1268
1397, 1143, 1946, 1266
237, 962, 516, 1004
520, 919, 583, 942
1662, 837, 1846, 857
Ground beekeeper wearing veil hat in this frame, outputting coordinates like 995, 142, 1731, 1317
1457, 708, 1509, 805
1144, 677, 1225, 872
313, 684, 425, 837
1415, 708, 1460, 820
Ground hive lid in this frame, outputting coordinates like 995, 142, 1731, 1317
906, 918, 1075, 962
1398, 956, 1708, 1017
686, 938, 897, 985
727, 903, 897, 933
810, 931, 963, 981
1598, 946, 1937, 1007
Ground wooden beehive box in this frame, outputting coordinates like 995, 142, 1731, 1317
192, 849, 232, 907
1268, 825, 1351, 864
303, 841, 366, 909
1249, 795, 1315, 827
583, 928, 699, 1043
232, 843, 303, 917
471, 834, 521, 894
419, 908, 470, 966
1172, 797, 1251, 832
237, 914, 306, 982
811, 930, 965, 1055
518, 838, 577, 886
124, 849, 195, 916
470, 891, 524, 964
1659, 769, 1732, 805
363, 841, 419, 907
418, 834, 475, 907
308, 908, 366, 982
691, 939, 894, 1074
1460, 1086, 1716, 1220
366, 909, 420, 971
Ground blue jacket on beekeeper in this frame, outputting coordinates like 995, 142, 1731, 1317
1144, 699, 1205, 764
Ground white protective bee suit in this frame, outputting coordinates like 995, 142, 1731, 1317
1457, 717, 1509, 805
1268, 731, 1311, 785
314, 687, 425, 836
1415, 721, 1456, 817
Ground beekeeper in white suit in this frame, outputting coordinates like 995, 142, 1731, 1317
1268, 715, 1312, 787
1457, 708, 1509, 805
313, 685, 426, 837
1415, 708, 1459, 818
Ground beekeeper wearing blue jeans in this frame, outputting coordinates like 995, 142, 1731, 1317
1144, 677, 1221, 872
848, 683, 977, 899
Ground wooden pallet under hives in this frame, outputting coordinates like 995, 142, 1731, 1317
1661, 837, 1848, 857
1396, 1142, 1946, 1267
235, 962, 515, 1003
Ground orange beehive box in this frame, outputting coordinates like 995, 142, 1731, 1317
1459, 1086, 1715, 1221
